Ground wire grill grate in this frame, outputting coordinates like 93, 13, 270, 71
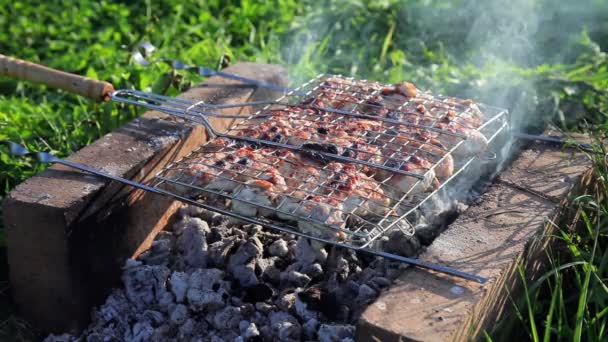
133, 74, 510, 249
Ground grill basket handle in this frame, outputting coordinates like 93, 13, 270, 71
0, 54, 115, 101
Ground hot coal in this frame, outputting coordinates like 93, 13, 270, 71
43, 154, 500, 342
44, 206, 414, 342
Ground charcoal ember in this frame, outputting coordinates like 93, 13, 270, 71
251, 316, 270, 336
228, 237, 264, 287
169, 304, 188, 325
91, 289, 132, 324
171, 218, 187, 235
295, 297, 318, 321
294, 238, 321, 266
160, 290, 176, 312
130, 321, 155, 342
139, 238, 172, 266
276, 289, 298, 312
255, 302, 275, 314
258, 325, 273, 341
284, 261, 302, 273
151, 324, 172, 341
139, 309, 165, 327
240, 321, 261, 340
231, 296, 244, 307
186, 268, 229, 311
229, 237, 263, 270
208, 236, 239, 267
415, 223, 439, 245
169, 271, 189, 303
297, 286, 341, 321
315, 247, 329, 263
212, 306, 242, 330
177, 318, 194, 340
179, 318, 208, 340
243, 283, 274, 303
209, 211, 227, 226
317, 324, 356, 342
357, 283, 378, 302
187, 288, 225, 312
230, 227, 249, 240
367, 257, 389, 272
281, 270, 311, 287
262, 264, 282, 284
269, 311, 301, 341
302, 318, 319, 340
208, 332, 222, 342
175, 217, 210, 270
385, 263, 407, 280
240, 302, 256, 316
343, 280, 361, 301
83, 290, 134, 339
85, 331, 117, 342
301, 263, 323, 279
224, 331, 240, 341
210, 331, 239, 342
268, 238, 289, 257
42, 334, 76, 342
256, 257, 277, 275
357, 267, 379, 284
208, 225, 232, 243
178, 204, 206, 219
232, 261, 260, 287
343, 248, 360, 264
370, 276, 391, 288
326, 249, 350, 281
225, 216, 252, 228
384, 231, 421, 257
122, 259, 172, 311
243, 223, 264, 235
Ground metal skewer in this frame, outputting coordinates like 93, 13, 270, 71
513, 132, 594, 152
1, 140, 488, 283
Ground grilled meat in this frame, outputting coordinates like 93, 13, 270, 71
162, 76, 495, 244
306, 78, 489, 158
164, 138, 393, 242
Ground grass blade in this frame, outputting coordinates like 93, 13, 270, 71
573, 208, 600, 341
519, 264, 540, 342
543, 273, 560, 342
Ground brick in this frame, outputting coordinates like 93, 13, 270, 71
358, 140, 592, 341
3, 62, 287, 333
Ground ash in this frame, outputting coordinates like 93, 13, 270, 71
45, 205, 410, 342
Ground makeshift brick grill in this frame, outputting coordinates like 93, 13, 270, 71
1, 55, 508, 283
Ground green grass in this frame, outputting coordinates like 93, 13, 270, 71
1, 0, 608, 340
484, 139, 608, 341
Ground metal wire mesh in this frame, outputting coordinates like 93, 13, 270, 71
141, 74, 509, 249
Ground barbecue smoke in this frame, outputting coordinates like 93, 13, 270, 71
274, 0, 607, 235
280, 0, 606, 140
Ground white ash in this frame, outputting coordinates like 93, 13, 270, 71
44, 205, 416, 342
169, 271, 189, 303
268, 238, 289, 257
174, 217, 210, 270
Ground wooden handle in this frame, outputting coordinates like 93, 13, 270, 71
0, 54, 115, 101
